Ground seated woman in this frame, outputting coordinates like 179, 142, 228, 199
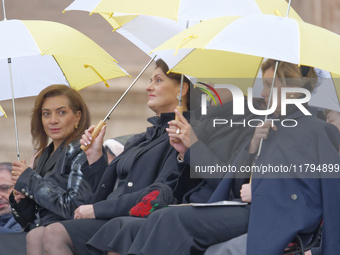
85, 84, 257, 255
244, 59, 340, 255
41, 59, 193, 255
8, 84, 93, 255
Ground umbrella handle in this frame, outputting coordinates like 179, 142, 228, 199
175, 105, 183, 121
173, 105, 184, 143
80, 120, 106, 151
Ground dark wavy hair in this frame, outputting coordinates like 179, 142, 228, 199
31, 84, 91, 157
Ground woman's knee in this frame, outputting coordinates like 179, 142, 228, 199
26, 226, 44, 244
43, 223, 69, 247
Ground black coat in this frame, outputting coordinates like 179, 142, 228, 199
247, 109, 340, 255
82, 112, 189, 219
174, 100, 255, 203
10, 141, 92, 230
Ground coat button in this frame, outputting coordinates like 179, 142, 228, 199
25, 192, 29, 197
291, 194, 298, 200
101, 184, 106, 189
21, 189, 26, 193
29, 195, 34, 199
127, 182, 133, 187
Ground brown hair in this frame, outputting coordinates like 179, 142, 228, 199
31, 85, 91, 157
261, 59, 318, 92
155, 59, 192, 110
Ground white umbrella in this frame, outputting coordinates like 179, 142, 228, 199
0, 5, 129, 159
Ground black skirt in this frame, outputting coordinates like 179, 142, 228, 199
86, 216, 146, 255
61, 219, 108, 255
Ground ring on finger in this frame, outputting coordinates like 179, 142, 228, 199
11, 171, 15, 176
176, 128, 181, 134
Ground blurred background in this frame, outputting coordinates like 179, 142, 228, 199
0, 0, 339, 162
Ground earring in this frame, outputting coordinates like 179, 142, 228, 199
75, 123, 79, 129
176, 94, 181, 100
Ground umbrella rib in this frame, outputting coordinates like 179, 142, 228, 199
84, 64, 110, 87
51, 55, 71, 85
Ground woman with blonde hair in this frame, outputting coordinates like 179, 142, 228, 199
242, 59, 340, 255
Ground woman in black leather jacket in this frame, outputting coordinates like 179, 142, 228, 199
9, 84, 93, 254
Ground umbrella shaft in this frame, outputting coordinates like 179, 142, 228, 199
178, 74, 184, 106
103, 55, 156, 122
286, 0, 292, 17
257, 61, 279, 158
8, 58, 21, 160
1, 0, 6, 20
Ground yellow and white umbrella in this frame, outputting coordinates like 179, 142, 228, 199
152, 14, 340, 101
0, 19, 129, 159
65, 0, 301, 65
0, 19, 129, 102
65, 0, 300, 21
64, 0, 302, 121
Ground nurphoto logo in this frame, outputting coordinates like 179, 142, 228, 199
199, 84, 312, 128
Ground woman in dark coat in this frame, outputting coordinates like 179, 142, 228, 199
204, 59, 340, 255
8, 84, 92, 255
85, 85, 257, 255
41, 59, 193, 255
243, 60, 340, 255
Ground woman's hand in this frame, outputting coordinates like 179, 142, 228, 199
74, 204, 95, 219
13, 190, 26, 203
80, 125, 106, 165
240, 183, 252, 203
248, 121, 277, 154
12, 160, 28, 184
167, 109, 197, 160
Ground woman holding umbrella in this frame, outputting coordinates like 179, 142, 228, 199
243, 59, 340, 255
83, 83, 257, 255
40, 59, 194, 255
8, 84, 93, 254
212, 59, 340, 255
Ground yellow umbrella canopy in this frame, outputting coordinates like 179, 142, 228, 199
73, 0, 301, 21
152, 15, 340, 98
24, 20, 130, 89
0, 19, 129, 102
64, 0, 301, 85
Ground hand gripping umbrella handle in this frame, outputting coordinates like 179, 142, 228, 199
80, 120, 106, 151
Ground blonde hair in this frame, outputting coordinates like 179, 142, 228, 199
261, 59, 318, 92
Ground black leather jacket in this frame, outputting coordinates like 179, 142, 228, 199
10, 140, 93, 231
